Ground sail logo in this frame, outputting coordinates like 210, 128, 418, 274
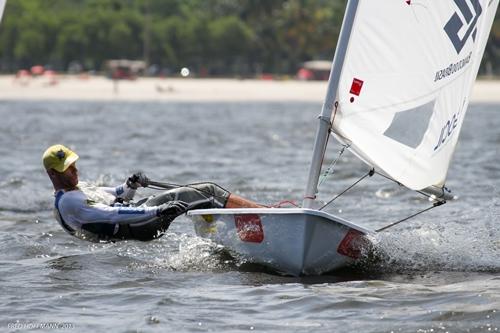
444, 0, 483, 54
433, 111, 461, 151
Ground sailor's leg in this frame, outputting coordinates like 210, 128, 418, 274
143, 182, 263, 208
142, 182, 229, 208
225, 193, 264, 208
112, 183, 263, 242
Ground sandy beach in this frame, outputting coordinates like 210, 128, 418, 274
0, 74, 498, 103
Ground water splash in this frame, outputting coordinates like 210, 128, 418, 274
116, 233, 235, 273
363, 216, 500, 273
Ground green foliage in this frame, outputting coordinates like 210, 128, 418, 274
0, 0, 498, 76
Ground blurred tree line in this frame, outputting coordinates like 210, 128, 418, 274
0, 0, 498, 76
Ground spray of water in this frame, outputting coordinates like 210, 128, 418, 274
361, 202, 500, 273
114, 233, 236, 273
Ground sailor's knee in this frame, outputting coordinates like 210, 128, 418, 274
192, 182, 226, 196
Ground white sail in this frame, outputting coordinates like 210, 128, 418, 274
330, 0, 498, 191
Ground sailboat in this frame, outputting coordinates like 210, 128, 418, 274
188, 0, 499, 276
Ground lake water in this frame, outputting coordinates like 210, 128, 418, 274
0, 100, 498, 332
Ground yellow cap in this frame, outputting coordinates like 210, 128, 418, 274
42, 144, 79, 172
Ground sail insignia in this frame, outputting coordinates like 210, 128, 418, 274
444, 0, 483, 54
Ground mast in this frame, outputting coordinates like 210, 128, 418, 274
143, 0, 151, 68
303, 0, 360, 208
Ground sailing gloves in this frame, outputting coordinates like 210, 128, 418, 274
156, 201, 189, 218
126, 172, 150, 189
126, 173, 190, 219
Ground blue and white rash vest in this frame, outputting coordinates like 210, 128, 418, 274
53, 181, 158, 235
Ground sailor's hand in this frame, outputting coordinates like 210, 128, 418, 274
156, 201, 189, 218
126, 172, 150, 189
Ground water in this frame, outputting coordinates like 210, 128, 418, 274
0, 100, 499, 332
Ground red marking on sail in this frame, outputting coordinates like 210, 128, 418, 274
337, 229, 367, 259
406, 0, 411, 5
349, 78, 364, 96
234, 214, 264, 243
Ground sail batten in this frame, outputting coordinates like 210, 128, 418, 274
327, 0, 499, 191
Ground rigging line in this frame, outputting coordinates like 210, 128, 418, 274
318, 143, 350, 187
374, 170, 402, 185
331, 101, 339, 125
375, 200, 445, 232
319, 118, 333, 170
319, 168, 375, 211
374, 171, 446, 204
327, 101, 353, 158
416, 190, 442, 202
317, 101, 343, 187
317, 101, 338, 174
270, 200, 300, 208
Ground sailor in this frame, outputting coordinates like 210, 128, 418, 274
42, 144, 262, 242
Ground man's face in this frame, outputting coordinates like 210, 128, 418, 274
53, 163, 79, 189
64, 163, 79, 187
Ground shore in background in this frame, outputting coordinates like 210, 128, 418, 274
0, 75, 499, 103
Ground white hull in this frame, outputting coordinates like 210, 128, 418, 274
188, 208, 373, 276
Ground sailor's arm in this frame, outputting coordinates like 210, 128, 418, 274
73, 200, 189, 226
100, 173, 149, 201
99, 183, 136, 201
58, 190, 188, 227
